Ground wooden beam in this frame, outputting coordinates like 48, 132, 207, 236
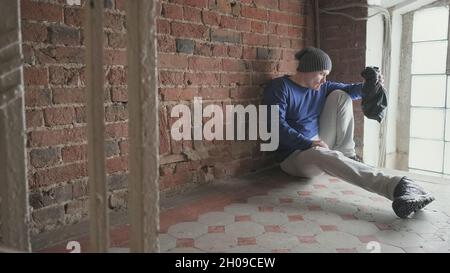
84, 0, 109, 252
126, 0, 160, 253
0, 0, 31, 252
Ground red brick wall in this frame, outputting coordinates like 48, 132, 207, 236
22, 0, 315, 235
318, 0, 367, 156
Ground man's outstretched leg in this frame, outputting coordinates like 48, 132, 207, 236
280, 147, 435, 218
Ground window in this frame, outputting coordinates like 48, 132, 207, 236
408, 6, 450, 176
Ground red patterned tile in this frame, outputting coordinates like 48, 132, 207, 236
298, 236, 318, 244
208, 226, 225, 233
341, 190, 354, 195
340, 214, 357, 220
235, 215, 251, 222
358, 235, 378, 243
336, 248, 357, 253
258, 206, 273, 212
375, 223, 393, 231
288, 215, 304, 222
279, 198, 293, 204
325, 197, 339, 203
307, 205, 322, 211
272, 249, 290, 253
313, 184, 327, 189
264, 225, 283, 233
176, 238, 194, 248
320, 225, 338, 232
329, 178, 340, 183
297, 191, 312, 196
238, 237, 256, 246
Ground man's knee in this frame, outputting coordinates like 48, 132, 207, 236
327, 89, 352, 107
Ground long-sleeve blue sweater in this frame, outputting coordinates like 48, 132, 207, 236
262, 75, 364, 162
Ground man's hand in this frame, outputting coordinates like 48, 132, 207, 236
312, 139, 329, 149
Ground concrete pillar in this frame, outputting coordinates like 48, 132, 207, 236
0, 0, 31, 252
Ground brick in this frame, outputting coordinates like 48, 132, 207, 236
108, 32, 127, 48
24, 67, 48, 86
21, 0, 63, 22
159, 71, 184, 86
211, 29, 240, 44
221, 73, 251, 86
269, 11, 290, 24
243, 47, 257, 59
108, 172, 128, 191
243, 33, 268, 46
219, 15, 237, 30
44, 107, 76, 126
236, 18, 252, 32
28, 127, 86, 147
62, 145, 86, 162
159, 53, 189, 69
184, 6, 202, 23
106, 156, 128, 173
227, 45, 242, 58
199, 87, 229, 100
254, 0, 278, 10
222, 59, 249, 72
75, 106, 86, 124
202, 10, 220, 26
171, 22, 209, 39
36, 47, 84, 65
104, 49, 127, 65
251, 21, 265, 34
105, 104, 128, 122
72, 179, 88, 199
230, 86, 258, 99
25, 88, 52, 107
22, 22, 48, 43
22, 44, 34, 65
53, 88, 85, 104
49, 67, 79, 86
252, 60, 277, 72
105, 140, 120, 157
211, 44, 227, 57
64, 7, 84, 27
241, 6, 267, 21
105, 122, 128, 139
185, 72, 220, 86
48, 25, 80, 46
160, 87, 198, 101
157, 18, 171, 34
194, 42, 212, 56
158, 36, 177, 53
32, 163, 87, 188
188, 56, 221, 71
30, 147, 60, 168
111, 87, 128, 102
278, 61, 297, 73
279, 0, 302, 13
107, 67, 127, 85
175, 39, 195, 54
161, 3, 183, 19
104, 12, 125, 32
170, 0, 207, 8
26, 110, 44, 128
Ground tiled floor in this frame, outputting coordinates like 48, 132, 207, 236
38, 168, 450, 253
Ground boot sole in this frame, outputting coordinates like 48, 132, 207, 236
392, 194, 435, 219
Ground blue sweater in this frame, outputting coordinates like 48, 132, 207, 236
262, 75, 364, 161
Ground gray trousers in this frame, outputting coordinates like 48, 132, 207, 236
280, 90, 402, 200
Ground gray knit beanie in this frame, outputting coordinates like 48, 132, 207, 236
295, 47, 332, 72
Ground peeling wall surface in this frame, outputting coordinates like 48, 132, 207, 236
0, 0, 31, 251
